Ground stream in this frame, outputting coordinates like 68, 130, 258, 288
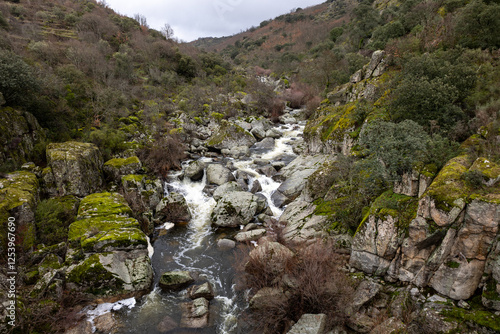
93, 121, 305, 333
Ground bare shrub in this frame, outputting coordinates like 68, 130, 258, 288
237, 239, 355, 332
138, 133, 186, 178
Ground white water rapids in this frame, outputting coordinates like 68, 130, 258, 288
87, 121, 305, 334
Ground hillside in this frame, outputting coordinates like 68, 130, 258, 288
1, 0, 500, 333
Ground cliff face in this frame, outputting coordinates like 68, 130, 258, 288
0, 107, 46, 168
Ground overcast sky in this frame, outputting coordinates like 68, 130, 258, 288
104, 0, 325, 42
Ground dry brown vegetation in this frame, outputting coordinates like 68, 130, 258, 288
236, 239, 355, 333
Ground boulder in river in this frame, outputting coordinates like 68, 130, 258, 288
155, 192, 192, 224
159, 271, 195, 291
207, 120, 256, 151
180, 297, 210, 328
211, 191, 267, 227
206, 163, 235, 186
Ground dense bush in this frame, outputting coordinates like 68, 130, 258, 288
0, 50, 40, 107
390, 52, 477, 134
454, 0, 500, 49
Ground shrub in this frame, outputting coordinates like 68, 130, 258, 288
360, 120, 430, 178
35, 197, 79, 246
239, 240, 355, 332
138, 133, 186, 178
0, 50, 40, 107
455, 0, 500, 49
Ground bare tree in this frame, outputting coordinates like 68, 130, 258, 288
133, 13, 148, 28
161, 23, 174, 40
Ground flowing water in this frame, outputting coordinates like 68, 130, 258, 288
97, 122, 305, 333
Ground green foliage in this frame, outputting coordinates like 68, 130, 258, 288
35, 197, 78, 246
0, 50, 40, 107
391, 52, 477, 134
176, 54, 197, 79
455, 0, 500, 49
461, 169, 485, 189
329, 27, 344, 42
360, 120, 429, 178
369, 20, 405, 49
0, 11, 9, 30
87, 127, 127, 161
423, 134, 461, 170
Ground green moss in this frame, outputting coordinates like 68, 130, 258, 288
66, 254, 123, 294
104, 156, 140, 169
46, 141, 97, 162
68, 215, 140, 243
77, 192, 132, 219
482, 278, 500, 301
441, 306, 500, 332
304, 102, 357, 143
80, 227, 146, 252
425, 155, 473, 212
446, 261, 460, 268
207, 120, 253, 147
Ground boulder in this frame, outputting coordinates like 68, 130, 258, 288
213, 181, 242, 201
253, 137, 275, 150
250, 179, 263, 193
187, 282, 215, 300
121, 174, 163, 211
65, 192, 153, 296
184, 160, 205, 181
287, 314, 327, 334
364, 50, 387, 79
217, 238, 236, 250
393, 170, 419, 197
350, 191, 415, 276
206, 164, 235, 186
159, 271, 194, 291
0, 171, 39, 250
207, 120, 256, 150
103, 156, 142, 184
46, 141, 103, 197
180, 298, 210, 328
211, 191, 267, 227
235, 229, 266, 242
279, 201, 329, 244
155, 192, 192, 224
0, 107, 46, 167
66, 250, 153, 295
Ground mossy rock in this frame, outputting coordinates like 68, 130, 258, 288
68, 215, 141, 247
206, 120, 256, 150
424, 155, 473, 213
0, 107, 46, 167
0, 171, 39, 250
77, 192, 132, 219
46, 141, 104, 196
469, 157, 500, 187
103, 156, 142, 183
159, 271, 194, 291
66, 254, 123, 294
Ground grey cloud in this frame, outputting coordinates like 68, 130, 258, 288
105, 0, 324, 41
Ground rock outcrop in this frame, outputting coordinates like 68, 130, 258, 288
46, 141, 104, 197
0, 107, 46, 167
65, 192, 153, 296
0, 171, 39, 250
